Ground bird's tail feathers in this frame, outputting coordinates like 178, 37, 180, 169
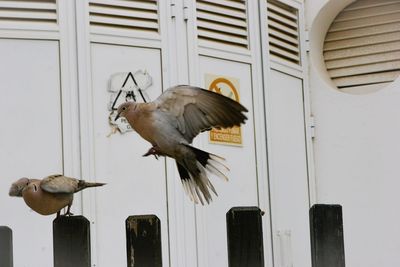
178, 145, 229, 205
180, 163, 216, 205
185, 145, 229, 181
77, 180, 106, 192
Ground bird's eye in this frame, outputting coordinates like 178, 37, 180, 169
122, 107, 126, 111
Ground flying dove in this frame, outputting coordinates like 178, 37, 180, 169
115, 85, 248, 204
9, 174, 105, 216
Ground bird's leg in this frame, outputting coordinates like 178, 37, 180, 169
64, 205, 74, 216
56, 211, 61, 218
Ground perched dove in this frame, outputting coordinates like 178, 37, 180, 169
115, 85, 248, 204
9, 174, 105, 216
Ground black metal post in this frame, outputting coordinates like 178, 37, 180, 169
126, 215, 162, 267
226, 207, 265, 267
53, 216, 91, 267
0, 226, 13, 267
310, 204, 346, 267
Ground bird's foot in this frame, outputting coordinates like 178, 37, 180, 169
64, 205, 74, 217
143, 147, 157, 156
63, 211, 74, 217
143, 147, 160, 160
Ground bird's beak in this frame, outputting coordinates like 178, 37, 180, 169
114, 112, 121, 121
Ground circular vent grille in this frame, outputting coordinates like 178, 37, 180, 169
324, 0, 400, 93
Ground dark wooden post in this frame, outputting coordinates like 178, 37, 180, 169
0, 226, 13, 267
310, 204, 346, 267
226, 207, 265, 267
53, 216, 91, 267
126, 215, 162, 267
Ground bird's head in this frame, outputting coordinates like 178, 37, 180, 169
9, 177, 30, 197
115, 102, 134, 121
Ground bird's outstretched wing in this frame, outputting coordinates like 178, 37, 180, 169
40, 174, 79, 194
154, 85, 248, 143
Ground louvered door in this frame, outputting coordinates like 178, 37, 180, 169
85, 1, 171, 266
324, 0, 400, 92
192, 1, 266, 267
263, 1, 312, 266
0, 1, 65, 266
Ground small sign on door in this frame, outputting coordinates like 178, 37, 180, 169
205, 74, 243, 146
107, 70, 152, 136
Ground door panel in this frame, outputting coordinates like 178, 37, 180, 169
0, 39, 63, 267
90, 43, 169, 266
196, 56, 259, 267
268, 69, 311, 267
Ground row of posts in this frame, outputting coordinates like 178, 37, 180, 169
0, 204, 345, 267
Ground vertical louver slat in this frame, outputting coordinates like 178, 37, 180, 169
89, 0, 159, 35
324, 0, 400, 91
267, 0, 300, 66
196, 0, 249, 49
0, 0, 58, 27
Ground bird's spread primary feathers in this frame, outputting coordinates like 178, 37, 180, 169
116, 85, 248, 204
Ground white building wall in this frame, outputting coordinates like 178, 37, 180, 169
307, 0, 400, 266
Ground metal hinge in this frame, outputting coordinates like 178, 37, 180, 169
309, 115, 315, 138
304, 30, 310, 52
170, 0, 176, 18
183, 0, 189, 21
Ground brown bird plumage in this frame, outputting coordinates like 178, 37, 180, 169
115, 85, 248, 204
9, 174, 105, 216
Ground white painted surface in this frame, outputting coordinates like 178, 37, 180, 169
195, 56, 259, 267
89, 43, 170, 267
267, 69, 311, 267
0, 39, 62, 267
308, 0, 400, 266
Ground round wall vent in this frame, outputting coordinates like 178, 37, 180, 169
324, 0, 400, 94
